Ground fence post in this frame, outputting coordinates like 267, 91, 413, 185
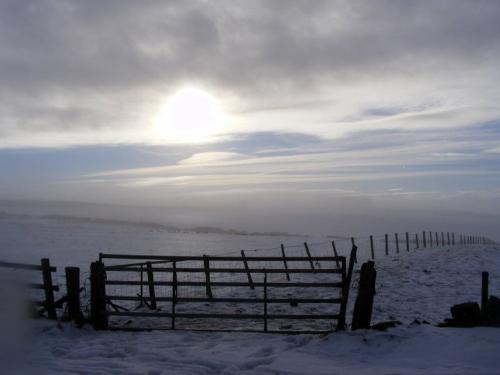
331, 240, 341, 267
203, 255, 213, 298
405, 232, 409, 252
423, 231, 426, 248
385, 234, 389, 256
41, 258, 56, 320
447, 232, 450, 245
369, 235, 375, 259
452, 232, 455, 245
429, 231, 433, 247
415, 233, 419, 249
90, 261, 108, 330
395, 233, 399, 254
241, 250, 256, 287
441, 232, 445, 247
263, 271, 268, 333
303, 242, 315, 270
338, 244, 357, 330
280, 245, 290, 281
351, 261, 376, 330
65, 267, 83, 324
146, 261, 157, 309
481, 271, 489, 313
435, 232, 439, 247
172, 261, 177, 329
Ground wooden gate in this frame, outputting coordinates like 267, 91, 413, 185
93, 247, 356, 333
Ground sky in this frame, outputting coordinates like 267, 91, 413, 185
1, 0, 500, 237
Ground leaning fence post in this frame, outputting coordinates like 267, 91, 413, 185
405, 232, 409, 251
415, 233, 419, 249
280, 245, 290, 281
303, 242, 314, 270
395, 233, 400, 254
203, 255, 213, 298
146, 261, 157, 309
241, 250, 256, 287
385, 234, 389, 256
90, 261, 108, 330
369, 235, 375, 259
481, 271, 489, 313
351, 261, 376, 330
331, 240, 341, 267
41, 258, 57, 320
65, 267, 83, 324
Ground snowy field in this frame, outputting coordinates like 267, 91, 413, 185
0, 214, 499, 374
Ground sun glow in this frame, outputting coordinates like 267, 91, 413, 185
155, 87, 225, 143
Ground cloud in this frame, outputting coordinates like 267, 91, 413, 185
0, 1, 500, 146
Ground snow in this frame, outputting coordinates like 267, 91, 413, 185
1, 214, 500, 374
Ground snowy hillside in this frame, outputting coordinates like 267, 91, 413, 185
0, 215, 499, 374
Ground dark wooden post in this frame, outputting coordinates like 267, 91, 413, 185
146, 261, 157, 309
385, 234, 389, 256
423, 231, 426, 248
203, 255, 213, 298
436, 232, 439, 247
303, 242, 315, 270
351, 261, 376, 330
171, 261, 177, 329
41, 258, 56, 320
415, 233, 419, 249
139, 264, 144, 299
441, 232, 445, 246
331, 240, 341, 267
90, 261, 108, 330
65, 267, 83, 324
338, 245, 357, 330
395, 233, 399, 254
369, 235, 375, 259
482, 272, 489, 313
452, 232, 455, 245
263, 272, 268, 333
279, 245, 290, 281
429, 231, 433, 247
241, 250, 256, 287
405, 232, 409, 251
447, 232, 450, 245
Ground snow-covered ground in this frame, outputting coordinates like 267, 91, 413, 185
1, 214, 499, 374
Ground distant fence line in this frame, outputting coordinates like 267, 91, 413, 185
0, 230, 495, 330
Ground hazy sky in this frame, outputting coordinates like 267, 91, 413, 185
1, 1, 499, 236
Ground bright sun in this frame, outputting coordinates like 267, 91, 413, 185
155, 87, 224, 143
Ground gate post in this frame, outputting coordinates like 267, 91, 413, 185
41, 258, 57, 320
352, 261, 377, 330
90, 261, 108, 330
338, 244, 357, 330
65, 267, 84, 325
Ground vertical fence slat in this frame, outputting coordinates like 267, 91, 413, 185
263, 271, 268, 333
395, 233, 399, 254
203, 255, 213, 298
172, 261, 177, 329
280, 245, 290, 281
385, 234, 389, 256
436, 232, 439, 247
447, 232, 450, 245
415, 233, 419, 249
146, 261, 157, 309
